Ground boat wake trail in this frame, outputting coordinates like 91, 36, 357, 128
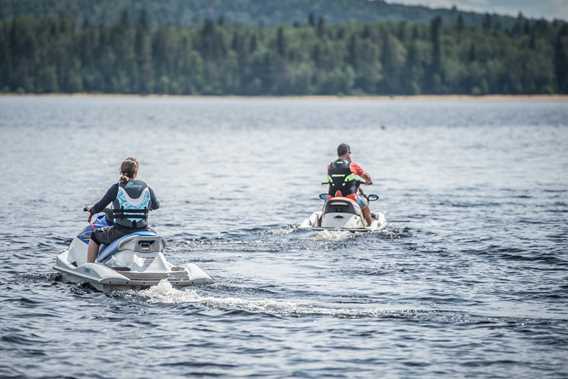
136, 281, 568, 330
138, 280, 426, 319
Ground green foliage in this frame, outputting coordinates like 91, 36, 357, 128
0, 13, 565, 95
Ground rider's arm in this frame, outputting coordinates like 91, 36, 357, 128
350, 162, 373, 185
89, 184, 119, 215
149, 187, 160, 210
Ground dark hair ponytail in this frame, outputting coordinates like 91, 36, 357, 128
119, 157, 139, 184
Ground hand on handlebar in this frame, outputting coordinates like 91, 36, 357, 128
85, 207, 93, 223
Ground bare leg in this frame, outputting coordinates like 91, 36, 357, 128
362, 206, 373, 226
87, 239, 99, 263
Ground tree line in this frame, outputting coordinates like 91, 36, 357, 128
0, 0, 520, 28
1, 12, 567, 95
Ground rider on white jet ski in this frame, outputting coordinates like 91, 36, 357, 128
327, 143, 374, 226
86, 157, 160, 263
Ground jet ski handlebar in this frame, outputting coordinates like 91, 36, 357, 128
83, 207, 113, 212
318, 193, 382, 201
321, 180, 372, 185
83, 207, 114, 220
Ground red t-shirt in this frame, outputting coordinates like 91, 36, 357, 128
349, 161, 365, 177
345, 161, 366, 200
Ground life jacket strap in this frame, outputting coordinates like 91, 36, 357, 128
112, 208, 148, 220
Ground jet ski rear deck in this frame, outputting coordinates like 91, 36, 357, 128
300, 195, 386, 232
54, 214, 212, 291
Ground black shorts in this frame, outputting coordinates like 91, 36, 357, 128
91, 225, 149, 245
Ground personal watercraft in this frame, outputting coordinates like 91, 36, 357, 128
54, 212, 212, 290
300, 193, 386, 232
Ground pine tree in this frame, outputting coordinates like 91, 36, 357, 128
135, 10, 153, 93
276, 27, 287, 57
317, 16, 326, 38
427, 16, 444, 93
554, 26, 568, 93
456, 14, 464, 34
308, 13, 316, 28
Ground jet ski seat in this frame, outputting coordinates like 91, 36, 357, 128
324, 197, 360, 215
96, 231, 163, 263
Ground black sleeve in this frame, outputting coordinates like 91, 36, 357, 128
90, 184, 119, 214
149, 187, 160, 210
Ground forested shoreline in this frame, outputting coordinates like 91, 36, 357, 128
1, 12, 567, 95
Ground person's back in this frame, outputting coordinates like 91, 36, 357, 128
113, 179, 154, 229
327, 158, 361, 198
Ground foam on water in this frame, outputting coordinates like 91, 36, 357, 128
138, 282, 556, 326
313, 230, 354, 240
270, 225, 297, 236
139, 280, 423, 319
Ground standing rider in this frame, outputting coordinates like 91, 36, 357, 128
327, 143, 374, 226
86, 157, 160, 263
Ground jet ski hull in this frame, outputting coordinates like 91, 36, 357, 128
55, 254, 212, 291
300, 196, 386, 232
302, 211, 386, 232
54, 217, 212, 291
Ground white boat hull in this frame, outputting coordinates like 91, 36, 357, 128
54, 227, 212, 291
301, 211, 386, 232
300, 196, 386, 232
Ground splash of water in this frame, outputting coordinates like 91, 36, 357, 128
313, 230, 354, 241
270, 225, 297, 236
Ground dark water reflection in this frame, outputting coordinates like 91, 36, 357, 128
1, 96, 567, 378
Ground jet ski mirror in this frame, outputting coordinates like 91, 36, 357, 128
367, 194, 380, 201
318, 193, 328, 201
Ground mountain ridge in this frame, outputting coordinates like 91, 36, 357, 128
0, 0, 525, 27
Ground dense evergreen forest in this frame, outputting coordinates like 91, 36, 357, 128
1, 10, 567, 95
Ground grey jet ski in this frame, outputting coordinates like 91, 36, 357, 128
54, 211, 212, 291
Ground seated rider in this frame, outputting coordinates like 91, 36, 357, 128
327, 143, 374, 226
86, 157, 160, 263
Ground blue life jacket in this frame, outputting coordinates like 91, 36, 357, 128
112, 180, 151, 228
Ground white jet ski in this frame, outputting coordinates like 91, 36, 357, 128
300, 193, 386, 232
54, 212, 212, 291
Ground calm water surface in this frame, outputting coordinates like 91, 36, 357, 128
0, 96, 567, 378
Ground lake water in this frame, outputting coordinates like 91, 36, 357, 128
0, 96, 567, 378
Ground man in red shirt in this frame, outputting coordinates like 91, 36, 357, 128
327, 143, 374, 226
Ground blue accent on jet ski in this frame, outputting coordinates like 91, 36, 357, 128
77, 215, 111, 244
96, 230, 159, 263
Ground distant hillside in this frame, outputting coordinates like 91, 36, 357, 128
1, 0, 567, 96
0, 0, 519, 27
2, 8, 567, 96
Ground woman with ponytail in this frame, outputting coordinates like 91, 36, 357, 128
86, 157, 160, 263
